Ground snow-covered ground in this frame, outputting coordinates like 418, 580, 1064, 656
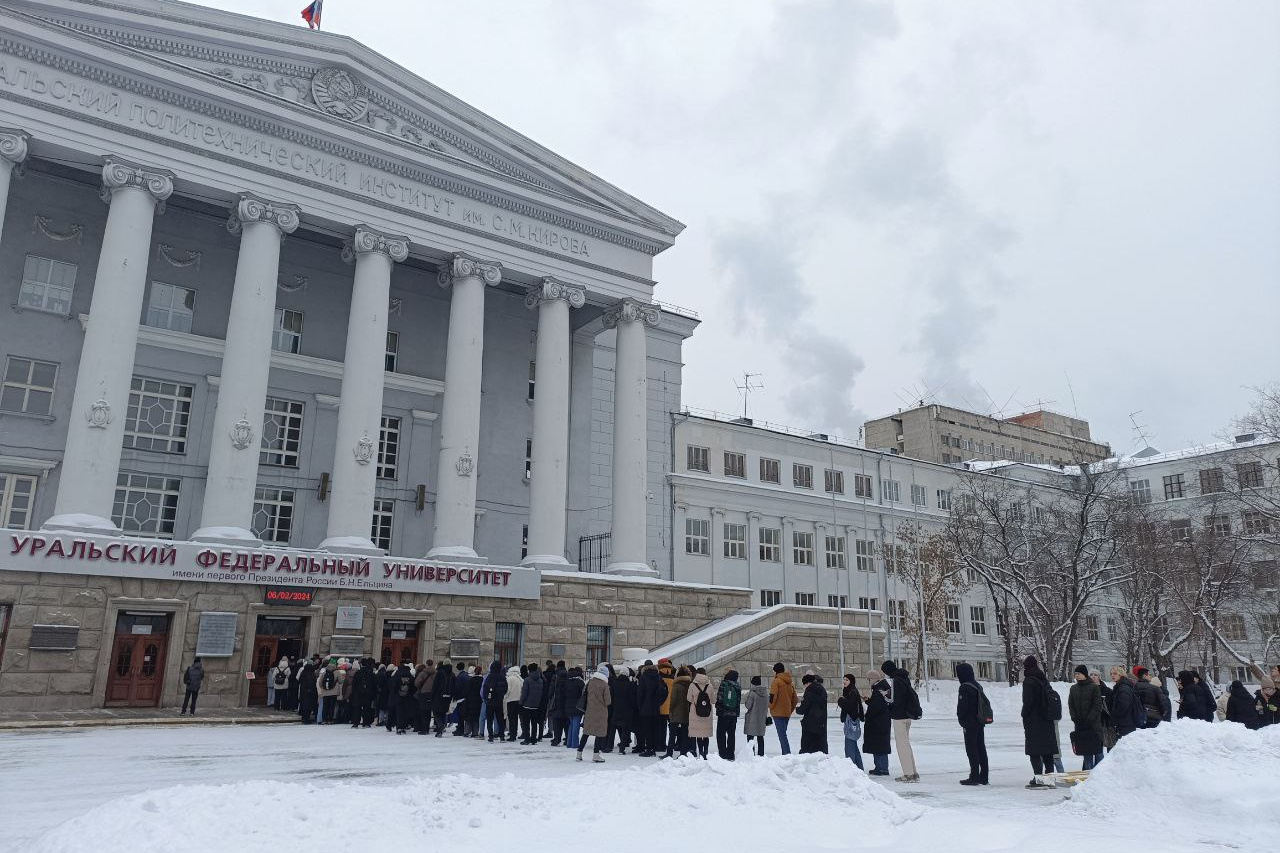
1, 685, 1276, 853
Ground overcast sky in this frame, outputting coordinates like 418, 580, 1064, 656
205, 0, 1279, 454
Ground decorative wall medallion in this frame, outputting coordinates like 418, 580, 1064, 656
353, 433, 375, 465
32, 215, 83, 243
156, 243, 203, 269
388, 298, 402, 316
229, 418, 254, 450
455, 451, 474, 477
311, 67, 369, 122
86, 399, 112, 429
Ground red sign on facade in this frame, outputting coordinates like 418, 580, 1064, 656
263, 586, 315, 606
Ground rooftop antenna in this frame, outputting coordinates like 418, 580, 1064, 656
1064, 371, 1080, 418
734, 372, 764, 419
1129, 410, 1154, 450
976, 382, 999, 417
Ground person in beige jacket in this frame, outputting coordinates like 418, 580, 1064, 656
577, 663, 613, 763
686, 668, 715, 760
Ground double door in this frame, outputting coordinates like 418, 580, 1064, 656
104, 612, 170, 707
380, 621, 420, 667
248, 616, 306, 706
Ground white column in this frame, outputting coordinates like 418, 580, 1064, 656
602, 299, 659, 576
193, 194, 301, 543
428, 254, 503, 561
521, 278, 584, 569
320, 227, 409, 553
47, 158, 174, 531
0, 129, 30, 245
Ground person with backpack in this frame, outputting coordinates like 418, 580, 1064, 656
518, 662, 545, 744
795, 673, 828, 755
664, 665, 693, 758
412, 661, 436, 734
268, 656, 288, 711
1132, 666, 1164, 728
180, 658, 204, 716
715, 669, 741, 760
954, 663, 990, 785
635, 661, 668, 757
349, 658, 378, 728
743, 675, 770, 756
482, 660, 508, 742
837, 673, 865, 770
657, 658, 677, 753
1021, 656, 1060, 788
882, 660, 921, 782
769, 662, 799, 755
561, 666, 587, 749
297, 660, 318, 724
577, 663, 613, 763
863, 669, 893, 775
391, 662, 416, 734
316, 661, 340, 725
1068, 665, 1104, 770
610, 667, 639, 755
686, 667, 715, 759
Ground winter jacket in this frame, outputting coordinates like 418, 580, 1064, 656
393, 665, 416, 724
505, 667, 523, 703
797, 679, 829, 754
520, 669, 545, 709
610, 672, 639, 727
862, 678, 892, 755
636, 665, 668, 716
889, 669, 921, 721
1226, 681, 1260, 729
582, 669, 612, 737
1111, 677, 1140, 737
541, 665, 560, 714
317, 666, 341, 698
270, 660, 290, 690
686, 673, 715, 738
483, 662, 508, 705
1255, 689, 1279, 728
453, 668, 471, 705
743, 683, 770, 736
1134, 678, 1164, 726
339, 668, 354, 702
716, 672, 741, 718
1194, 681, 1216, 722
298, 664, 318, 704
1021, 670, 1059, 757
838, 683, 865, 724
669, 675, 693, 725
431, 664, 455, 713
955, 663, 985, 731
560, 672, 587, 718
1068, 678, 1103, 739
351, 665, 377, 706
415, 664, 436, 698
182, 662, 204, 692
657, 662, 676, 715
1176, 673, 1211, 722
375, 666, 393, 709
769, 671, 798, 717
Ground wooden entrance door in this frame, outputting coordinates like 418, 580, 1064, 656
104, 612, 171, 707
249, 616, 305, 706
381, 621, 419, 667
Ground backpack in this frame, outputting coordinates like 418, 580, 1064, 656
903, 682, 923, 720
1130, 685, 1148, 729
975, 684, 994, 725
274, 669, 287, 687
398, 677, 411, 698
323, 669, 336, 691
718, 681, 741, 715
576, 681, 589, 716
694, 683, 712, 718
1044, 682, 1062, 721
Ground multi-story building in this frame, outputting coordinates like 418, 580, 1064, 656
864, 403, 1110, 467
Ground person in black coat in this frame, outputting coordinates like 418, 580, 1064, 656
1192, 672, 1217, 722
796, 674, 828, 754
1175, 670, 1211, 722
862, 671, 892, 775
1132, 666, 1163, 728
431, 663, 455, 736
391, 663, 417, 734
297, 662, 318, 724
1109, 666, 1140, 739
483, 660, 508, 742
285, 657, 301, 711
1021, 656, 1059, 787
519, 663, 545, 744
1225, 680, 1260, 729
610, 668, 639, 754
349, 659, 378, 728
374, 663, 393, 727
955, 662, 989, 786
536, 660, 557, 742
464, 666, 484, 737
635, 662, 667, 757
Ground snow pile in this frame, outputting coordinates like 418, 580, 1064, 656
30, 755, 922, 853
1066, 721, 1280, 845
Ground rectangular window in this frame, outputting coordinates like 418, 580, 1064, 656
792, 530, 814, 566
495, 622, 523, 669
828, 595, 848, 608
825, 535, 846, 569
795, 592, 815, 606
385, 331, 399, 373
123, 377, 193, 454
793, 464, 813, 489
824, 469, 844, 494
524, 438, 533, 481
724, 522, 747, 559
1129, 479, 1151, 505
945, 603, 961, 635
377, 416, 400, 480
586, 625, 611, 669
881, 479, 901, 503
1199, 467, 1225, 494
1219, 614, 1247, 642
1106, 617, 1118, 641
1171, 518, 1193, 542
260, 397, 304, 467
889, 600, 908, 631
724, 451, 746, 479
684, 518, 710, 555
760, 589, 782, 608
936, 489, 952, 511
854, 474, 874, 499
1237, 461, 1264, 489
370, 497, 394, 551
526, 359, 536, 400
686, 445, 709, 472
113, 473, 180, 537
272, 308, 303, 354
252, 486, 294, 544
0, 473, 38, 529
855, 539, 875, 572
1030, 505, 1047, 525
759, 458, 780, 483
1, 356, 57, 416
911, 483, 927, 506
759, 527, 781, 562
1207, 514, 1232, 537
145, 282, 195, 333
970, 606, 987, 636
1243, 511, 1273, 535
1162, 474, 1185, 500
521, 524, 528, 560
18, 255, 77, 315
858, 596, 878, 611
1086, 615, 1099, 641
977, 661, 993, 680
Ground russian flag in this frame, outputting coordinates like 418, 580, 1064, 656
301, 0, 323, 29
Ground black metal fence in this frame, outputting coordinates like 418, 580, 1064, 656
577, 532, 610, 573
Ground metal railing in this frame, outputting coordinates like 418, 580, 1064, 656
577, 532, 610, 573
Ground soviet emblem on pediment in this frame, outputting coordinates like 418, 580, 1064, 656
311, 67, 369, 122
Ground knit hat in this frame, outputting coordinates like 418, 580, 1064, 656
773, 662, 787, 673
1132, 665, 1148, 679
881, 660, 897, 676
1074, 664, 1089, 677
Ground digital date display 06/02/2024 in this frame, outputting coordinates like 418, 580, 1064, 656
263, 586, 315, 606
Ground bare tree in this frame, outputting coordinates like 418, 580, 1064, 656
882, 522, 967, 686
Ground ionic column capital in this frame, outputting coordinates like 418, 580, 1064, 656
602, 298, 660, 329
0, 128, 30, 167
438, 252, 502, 288
227, 192, 301, 236
100, 157, 174, 207
342, 226, 410, 263
525, 277, 585, 310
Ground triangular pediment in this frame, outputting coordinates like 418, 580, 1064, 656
5, 0, 683, 242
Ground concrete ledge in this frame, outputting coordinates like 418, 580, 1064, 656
0, 707, 297, 731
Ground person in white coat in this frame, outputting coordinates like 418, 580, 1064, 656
505, 666, 524, 743
270, 657, 290, 711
